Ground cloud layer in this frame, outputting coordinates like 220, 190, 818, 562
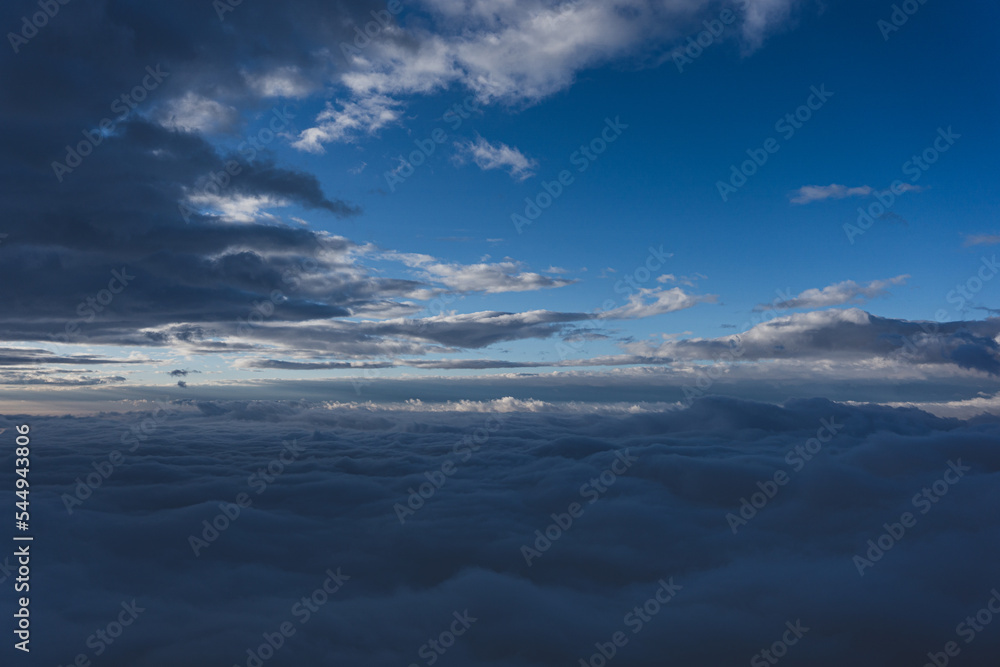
15, 397, 1000, 666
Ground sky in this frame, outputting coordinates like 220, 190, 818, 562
1, 0, 999, 412
4, 2, 1000, 666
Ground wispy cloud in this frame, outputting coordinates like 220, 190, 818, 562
598, 288, 718, 320
455, 136, 537, 181
964, 234, 1000, 247
385, 251, 573, 294
292, 95, 402, 152
755, 275, 909, 311
789, 183, 921, 205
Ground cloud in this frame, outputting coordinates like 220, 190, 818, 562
755, 276, 910, 311
385, 253, 575, 294
298, 0, 805, 145
16, 398, 1000, 665
598, 288, 718, 320
963, 234, 1000, 247
657, 273, 706, 287
183, 192, 290, 223
455, 136, 537, 180
789, 184, 874, 204
243, 66, 315, 99
789, 183, 922, 204
625, 308, 1000, 375
291, 95, 403, 152
154, 92, 241, 134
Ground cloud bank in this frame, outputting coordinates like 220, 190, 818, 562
14, 397, 1000, 666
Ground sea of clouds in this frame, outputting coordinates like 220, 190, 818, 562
5, 396, 1000, 666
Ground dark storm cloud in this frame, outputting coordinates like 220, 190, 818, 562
0, 0, 393, 348
14, 398, 1000, 666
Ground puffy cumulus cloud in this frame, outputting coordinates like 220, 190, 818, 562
16, 397, 1000, 665
455, 136, 538, 180
756, 275, 910, 311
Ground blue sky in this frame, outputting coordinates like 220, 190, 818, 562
9, 5, 1000, 663
255, 0, 998, 336
2, 0, 999, 409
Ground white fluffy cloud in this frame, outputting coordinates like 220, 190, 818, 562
295, 0, 804, 151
